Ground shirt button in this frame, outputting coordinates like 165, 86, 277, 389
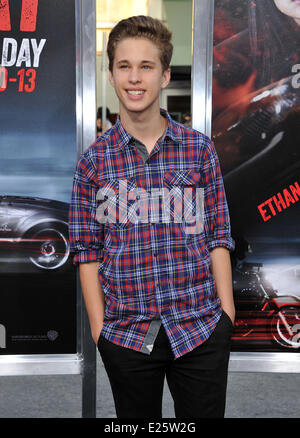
153, 252, 158, 257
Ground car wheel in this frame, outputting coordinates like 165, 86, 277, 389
26, 223, 70, 270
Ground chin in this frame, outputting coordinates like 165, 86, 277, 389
125, 102, 156, 114
124, 105, 147, 114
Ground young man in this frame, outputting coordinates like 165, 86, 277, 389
68, 15, 235, 418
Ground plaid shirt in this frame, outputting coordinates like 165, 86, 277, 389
68, 109, 235, 359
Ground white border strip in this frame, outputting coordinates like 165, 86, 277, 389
0, 354, 83, 376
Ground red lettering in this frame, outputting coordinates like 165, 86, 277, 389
17, 68, 36, 92
20, 0, 39, 32
0, 0, 11, 31
289, 182, 300, 201
272, 193, 286, 212
283, 188, 296, 207
17, 68, 25, 92
257, 182, 299, 223
24, 68, 36, 92
265, 198, 276, 216
0, 0, 39, 32
257, 202, 271, 222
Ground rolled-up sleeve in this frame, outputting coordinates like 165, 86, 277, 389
68, 152, 104, 265
202, 140, 235, 252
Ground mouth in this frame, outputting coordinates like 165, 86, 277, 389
126, 89, 146, 100
127, 90, 145, 96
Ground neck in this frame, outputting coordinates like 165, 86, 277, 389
119, 104, 166, 143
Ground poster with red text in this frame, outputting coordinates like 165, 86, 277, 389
212, 0, 300, 352
0, 0, 77, 354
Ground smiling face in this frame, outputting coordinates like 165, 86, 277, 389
273, 0, 300, 23
109, 37, 170, 117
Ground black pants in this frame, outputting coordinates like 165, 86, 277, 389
97, 310, 233, 418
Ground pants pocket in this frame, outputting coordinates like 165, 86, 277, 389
222, 310, 234, 329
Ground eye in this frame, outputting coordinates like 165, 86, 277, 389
119, 64, 128, 69
142, 65, 152, 70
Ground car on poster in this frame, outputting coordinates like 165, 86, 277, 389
0, 195, 70, 272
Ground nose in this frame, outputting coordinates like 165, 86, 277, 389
128, 67, 141, 84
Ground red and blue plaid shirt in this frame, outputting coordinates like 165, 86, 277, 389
68, 109, 235, 359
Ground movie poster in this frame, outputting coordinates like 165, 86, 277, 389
0, 0, 77, 354
212, 0, 300, 351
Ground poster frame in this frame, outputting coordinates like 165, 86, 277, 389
0, 0, 97, 418
192, 0, 300, 372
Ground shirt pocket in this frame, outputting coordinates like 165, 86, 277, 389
163, 169, 202, 188
163, 169, 204, 234
97, 176, 137, 232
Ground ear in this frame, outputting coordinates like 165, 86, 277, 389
108, 70, 115, 88
161, 67, 171, 90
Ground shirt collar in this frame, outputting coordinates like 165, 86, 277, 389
113, 108, 183, 151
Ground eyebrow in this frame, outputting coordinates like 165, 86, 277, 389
116, 60, 156, 65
